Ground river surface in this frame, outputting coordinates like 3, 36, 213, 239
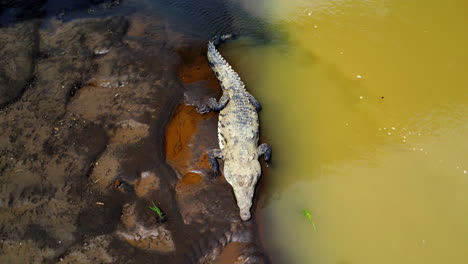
220, 0, 468, 263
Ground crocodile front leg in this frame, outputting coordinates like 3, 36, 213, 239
197, 93, 229, 113
247, 93, 261, 111
208, 149, 224, 175
257, 143, 272, 163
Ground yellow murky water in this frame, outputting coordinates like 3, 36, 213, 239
224, 0, 468, 263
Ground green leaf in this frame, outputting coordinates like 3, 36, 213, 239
302, 209, 317, 232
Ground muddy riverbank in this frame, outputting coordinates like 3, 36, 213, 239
0, 5, 270, 263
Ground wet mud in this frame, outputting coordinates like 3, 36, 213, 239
0, 4, 269, 264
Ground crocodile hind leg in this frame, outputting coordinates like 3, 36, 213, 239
257, 143, 272, 164
208, 149, 223, 175
196, 94, 229, 113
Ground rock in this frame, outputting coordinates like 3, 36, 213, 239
0, 20, 39, 107
117, 203, 176, 253
175, 178, 239, 226
89, 120, 150, 192
58, 235, 114, 264
0, 10, 270, 264
165, 104, 218, 179
0, 14, 182, 263
135, 171, 160, 198
220, 242, 269, 264
0, 239, 54, 263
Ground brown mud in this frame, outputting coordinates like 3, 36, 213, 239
0, 8, 269, 264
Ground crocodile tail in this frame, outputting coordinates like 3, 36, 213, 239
210, 34, 235, 46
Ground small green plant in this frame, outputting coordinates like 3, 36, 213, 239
149, 201, 167, 223
302, 209, 317, 232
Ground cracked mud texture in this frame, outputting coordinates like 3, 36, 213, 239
0, 9, 269, 264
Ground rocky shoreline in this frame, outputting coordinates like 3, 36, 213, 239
0, 10, 269, 264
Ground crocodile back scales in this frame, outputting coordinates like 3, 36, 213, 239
207, 40, 259, 157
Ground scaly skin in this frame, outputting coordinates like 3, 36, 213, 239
197, 35, 272, 221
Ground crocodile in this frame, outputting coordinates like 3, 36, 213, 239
187, 222, 269, 263
197, 35, 272, 221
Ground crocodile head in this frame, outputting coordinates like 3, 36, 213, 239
224, 159, 262, 221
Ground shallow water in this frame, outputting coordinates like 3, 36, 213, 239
220, 0, 468, 263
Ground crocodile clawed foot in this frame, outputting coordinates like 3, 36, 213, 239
207, 149, 223, 179
196, 104, 210, 114
257, 143, 272, 166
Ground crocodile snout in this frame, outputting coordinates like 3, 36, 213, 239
235, 189, 254, 221
240, 210, 251, 221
